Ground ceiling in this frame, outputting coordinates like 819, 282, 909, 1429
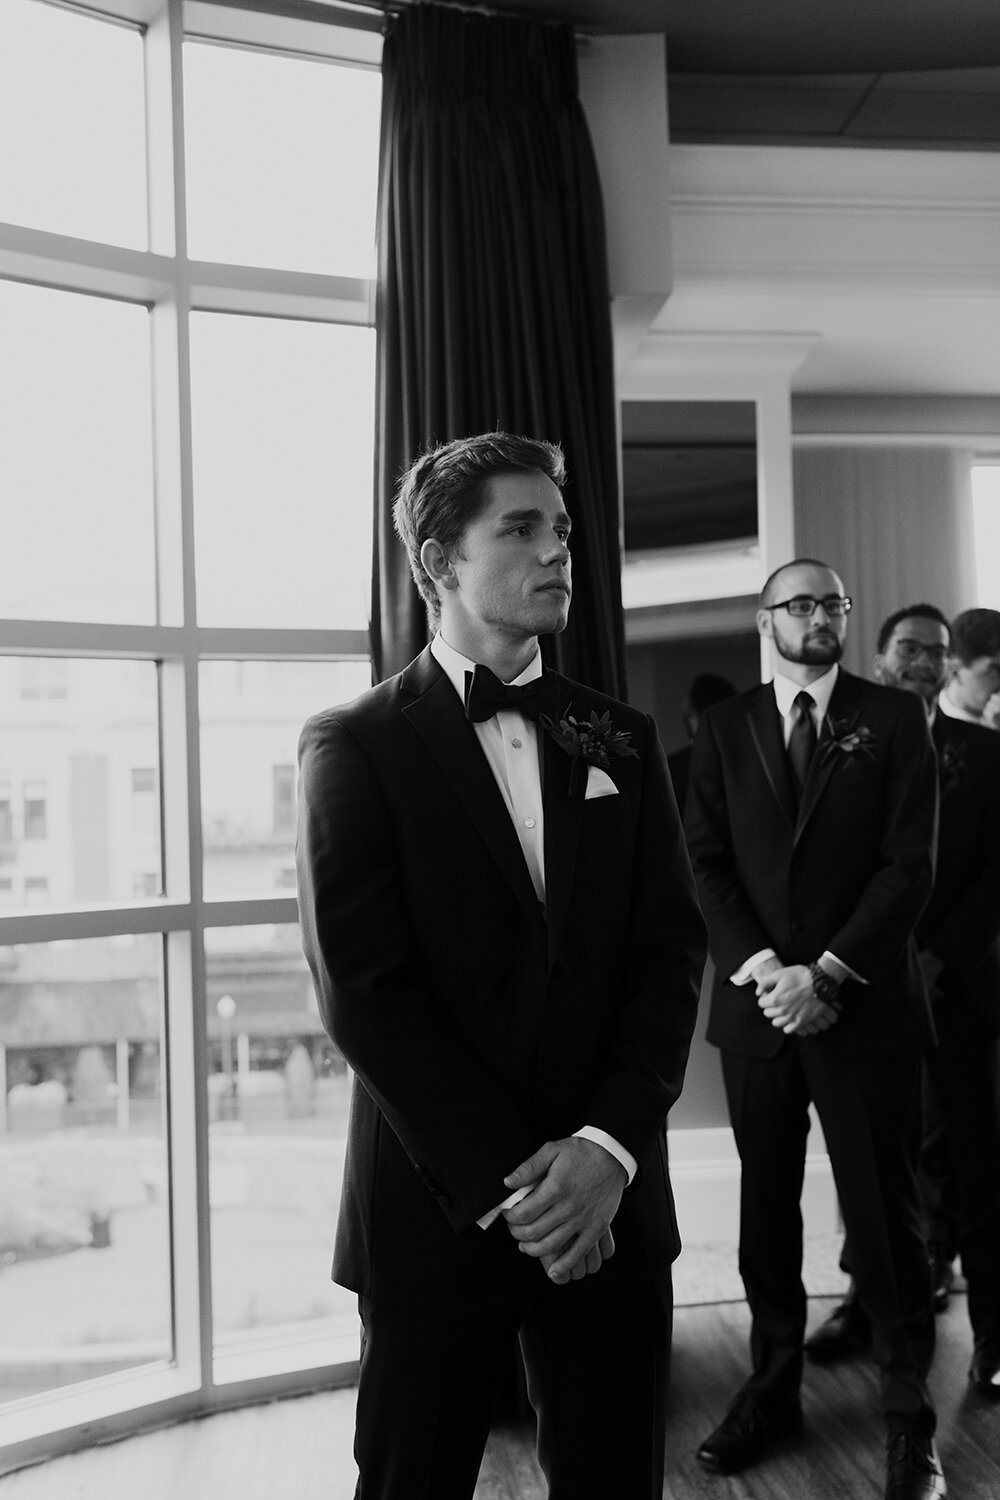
418, 0, 1000, 66
404, 0, 1000, 146
384, 0, 1000, 398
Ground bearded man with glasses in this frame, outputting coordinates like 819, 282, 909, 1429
685, 560, 946, 1499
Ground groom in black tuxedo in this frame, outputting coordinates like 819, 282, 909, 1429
296, 432, 705, 1499
685, 559, 946, 1500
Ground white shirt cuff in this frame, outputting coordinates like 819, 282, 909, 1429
731, 948, 777, 986
477, 1186, 530, 1231
822, 950, 866, 985
573, 1126, 637, 1185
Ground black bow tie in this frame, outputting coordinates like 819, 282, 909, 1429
464, 665, 548, 724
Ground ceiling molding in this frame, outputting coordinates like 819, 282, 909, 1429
666, 146, 1000, 298
622, 331, 820, 391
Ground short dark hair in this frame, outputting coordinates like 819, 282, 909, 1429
876, 603, 951, 654
392, 432, 566, 626
950, 607, 1000, 665
759, 558, 837, 608
687, 673, 737, 715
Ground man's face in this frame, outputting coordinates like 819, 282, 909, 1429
757, 563, 847, 668
947, 651, 1000, 718
444, 470, 572, 646
874, 616, 949, 705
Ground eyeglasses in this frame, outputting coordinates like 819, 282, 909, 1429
890, 639, 948, 663
762, 595, 853, 618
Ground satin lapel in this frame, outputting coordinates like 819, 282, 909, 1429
748, 687, 797, 825
794, 671, 863, 839
402, 655, 542, 924
540, 677, 584, 971
931, 715, 946, 755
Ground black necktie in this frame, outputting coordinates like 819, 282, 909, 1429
787, 690, 817, 789
464, 666, 547, 724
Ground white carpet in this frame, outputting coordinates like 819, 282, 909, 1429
672, 1231, 851, 1307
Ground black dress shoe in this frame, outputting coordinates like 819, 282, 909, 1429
885, 1430, 946, 1498
969, 1337, 1000, 1399
804, 1298, 872, 1363
696, 1388, 802, 1474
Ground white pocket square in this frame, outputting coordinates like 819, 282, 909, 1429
584, 766, 619, 800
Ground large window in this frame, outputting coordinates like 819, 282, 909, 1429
0, 0, 380, 1469
972, 463, 1000, 609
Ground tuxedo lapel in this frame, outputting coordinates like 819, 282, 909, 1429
748, 687, 797, 825
540, 676, 584, 970
401, 652, 542, 925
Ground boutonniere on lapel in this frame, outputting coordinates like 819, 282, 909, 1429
818, 714, 878, 768
938, 739, 967, 795
540, 708, 638, 800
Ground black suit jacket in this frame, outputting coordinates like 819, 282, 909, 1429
296, 647, 705, 1312
919, 715, 1000, 1038
685, 669, 938, 1061
666, 743, 692, 821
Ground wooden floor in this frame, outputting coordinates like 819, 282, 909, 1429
2, 1295, 998, 1499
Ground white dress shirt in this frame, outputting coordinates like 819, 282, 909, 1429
732, 664, 865, 987
432, 633, 547, 902
771, 662, 838, 744
937, 687, 980, 724
429, 635, 636, 1226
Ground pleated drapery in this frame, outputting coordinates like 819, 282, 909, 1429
371, 2, 626, 695
793, 446, 977, 675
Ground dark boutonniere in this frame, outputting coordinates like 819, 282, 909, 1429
819, 714, 878, 767
540, 708, 638, 799
938, 739, 966, 795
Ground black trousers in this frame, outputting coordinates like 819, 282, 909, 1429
722, 1041, 935, 1433
919, 1083, 960, 1263
352, 1252, 671, 1500
922, 1021, 1000, 1340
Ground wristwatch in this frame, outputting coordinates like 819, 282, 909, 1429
808, 960, 843, 1010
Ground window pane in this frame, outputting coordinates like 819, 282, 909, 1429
205, 924, 355, 1377
0, 935, 170, 1404
0, 0, 147, 248
0, 659, 161, 910
190, 315, 375, 629
184, 41, 379, 277
972, 464, 1000, 609
0, 283, 156, 624
200, 661, 370, 899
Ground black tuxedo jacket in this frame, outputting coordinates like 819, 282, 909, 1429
919, 714, 1000, 1038
665, 743, 692, 820
685, 669, 938, 1061
296, 647, 705, 1312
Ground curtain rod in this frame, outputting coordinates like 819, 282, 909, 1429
207, 0, 591, 40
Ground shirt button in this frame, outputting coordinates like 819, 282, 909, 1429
511, 738, 522, 749
523, 817, 536, 829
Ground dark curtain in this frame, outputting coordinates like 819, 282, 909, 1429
371, 1, 626, 697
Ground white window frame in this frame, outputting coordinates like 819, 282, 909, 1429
0, 0, 379, 1469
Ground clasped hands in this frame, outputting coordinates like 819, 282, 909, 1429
754, 956, 840, 1035
501, 1136, 626, 1287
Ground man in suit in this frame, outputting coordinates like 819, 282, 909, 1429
296, 432, 705, 1500
805, 603, 1000, 1398
685, 559, 946, 1499
666, 671, 737, 818
938, 607, 1000, 729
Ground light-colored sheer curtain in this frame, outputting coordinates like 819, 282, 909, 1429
793, 446, 977, 673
